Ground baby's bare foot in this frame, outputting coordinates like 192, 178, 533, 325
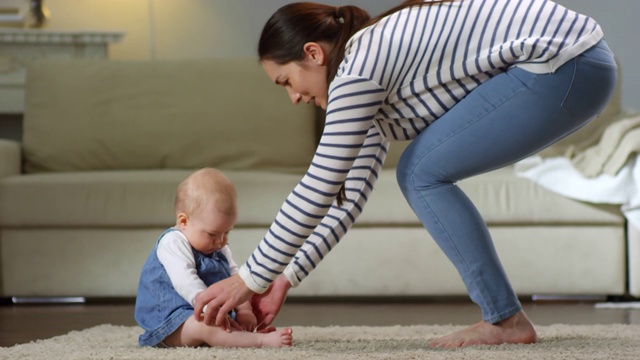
262, 327, 293, 347
431, 311, 537, 348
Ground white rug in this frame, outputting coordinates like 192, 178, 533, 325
2, 323, 640, 359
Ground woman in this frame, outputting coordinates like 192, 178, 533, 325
194, 0, 617, 348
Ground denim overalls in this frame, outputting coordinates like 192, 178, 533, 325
134, 228, 232, 347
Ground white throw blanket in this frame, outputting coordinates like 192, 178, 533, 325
515, 155, 640, 228
515, 112, 640, 228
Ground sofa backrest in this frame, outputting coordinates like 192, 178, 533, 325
23, 58, 624, 173
22, 59, 318, 173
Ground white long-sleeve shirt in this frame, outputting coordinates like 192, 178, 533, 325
157, 230, 238, 305
239, 0, 604, 293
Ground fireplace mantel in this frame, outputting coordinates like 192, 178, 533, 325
0, 29, 124, 114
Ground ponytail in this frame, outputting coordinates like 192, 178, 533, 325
324, 6, 371, 83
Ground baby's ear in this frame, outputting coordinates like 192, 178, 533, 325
177, 212, 189, 226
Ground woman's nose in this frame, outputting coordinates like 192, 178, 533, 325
287, 88, 301, 105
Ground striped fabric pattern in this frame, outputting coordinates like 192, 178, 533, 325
239, 0, 603, 292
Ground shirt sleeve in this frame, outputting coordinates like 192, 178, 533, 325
156, 230, 206, 306
239, 75, 388, 293
283, 125, 389, 287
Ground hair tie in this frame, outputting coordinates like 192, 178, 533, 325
335, 6, 344, 24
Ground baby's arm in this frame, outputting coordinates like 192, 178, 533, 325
157, 231, 207, 306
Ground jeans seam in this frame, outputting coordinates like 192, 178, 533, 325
414, 185, 509, 322
414, 186, 470, 273
560, 59, 578, 115
576, 55, 618, 70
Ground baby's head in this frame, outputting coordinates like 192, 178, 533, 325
174, 168, 237, 254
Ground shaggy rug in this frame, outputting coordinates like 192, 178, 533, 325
2, 324, 640, 359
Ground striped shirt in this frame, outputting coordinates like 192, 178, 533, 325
239, 0, 603, 293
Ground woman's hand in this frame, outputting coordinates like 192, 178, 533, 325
234, 307, 258, 332
251, 274, 292, 330
193, 274, 255, 330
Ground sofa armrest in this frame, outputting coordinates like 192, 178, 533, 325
0, 139, 21, 179
629, 222, 640, 298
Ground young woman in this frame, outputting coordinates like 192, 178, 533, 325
193, 0, 617, 348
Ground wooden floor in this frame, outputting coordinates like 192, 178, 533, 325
1, 297, 639, 347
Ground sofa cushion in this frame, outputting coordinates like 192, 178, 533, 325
0, 139, 20, 179
0, 167, 623, 228
0, 225, 626, 297
362, 167, 624, 226
0, 170, 302, 227
22, 59, 317, 173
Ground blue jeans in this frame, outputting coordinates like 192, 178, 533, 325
396, 40, 617, 323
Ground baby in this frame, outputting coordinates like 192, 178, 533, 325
134, 167, 293, 348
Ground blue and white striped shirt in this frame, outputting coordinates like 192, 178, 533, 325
239, 0, 603, 292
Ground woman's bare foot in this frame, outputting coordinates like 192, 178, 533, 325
262, 327, 293, 347
430, 310, 537, 348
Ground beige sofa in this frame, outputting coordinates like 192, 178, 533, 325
0, 58, 636, 300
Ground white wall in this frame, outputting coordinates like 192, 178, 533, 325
41, 0, 638, 110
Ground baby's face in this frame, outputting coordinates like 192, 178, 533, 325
182, 205, 236, 255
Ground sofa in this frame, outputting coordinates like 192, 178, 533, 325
0, 58, 637, 300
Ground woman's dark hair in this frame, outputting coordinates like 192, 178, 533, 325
258, 3, 371, 88
258, 1, 450, 206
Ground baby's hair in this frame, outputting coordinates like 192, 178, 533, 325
174, 168, 237, 218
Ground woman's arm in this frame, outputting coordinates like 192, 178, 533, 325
283, 126, 389, 286
195, 76, 388, 327
239, 76, 389, 294
251, 127, 388, 329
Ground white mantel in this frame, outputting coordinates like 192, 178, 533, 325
0, 29, 124, 114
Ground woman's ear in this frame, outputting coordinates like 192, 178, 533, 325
303, 42, 326, 66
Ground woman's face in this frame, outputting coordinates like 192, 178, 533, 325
261, 42, 330, 109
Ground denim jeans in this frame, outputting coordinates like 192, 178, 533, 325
396, 40, 617, 323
